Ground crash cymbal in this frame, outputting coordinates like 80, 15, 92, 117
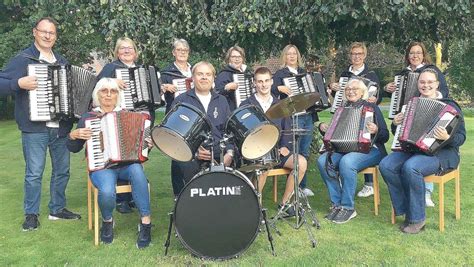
265, 92, 320, 119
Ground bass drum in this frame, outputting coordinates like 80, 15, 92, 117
151, 102, 210, 162
226, 105, 279, 160
174, 168, 261, 260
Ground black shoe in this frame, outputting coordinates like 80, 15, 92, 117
48, 208, 81, 220
22, 214, 39, 231
332, 208, 357, 224
136, 222, 152, 249
100, 220, 114, 244
116, 201, 133, 214
325, 206, 341, 221
278, 204, 296, 218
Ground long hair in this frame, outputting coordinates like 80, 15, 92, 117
404, 41, 432, 66
280, 44, 303, 68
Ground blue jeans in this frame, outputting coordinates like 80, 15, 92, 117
22, 129, 70, 215
379, 151, 440, 223
295, 113, 313, 189
317, 147, 385, 209
90, 163, 150, 220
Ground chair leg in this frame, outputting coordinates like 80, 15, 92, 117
373, 170, 379, 216
391, 207, 396, 224
438, 182, 445, 232
455, 173, 461, 220
273, 176, 278, 203
94, 188, 99, 246
87, 179, 92, 230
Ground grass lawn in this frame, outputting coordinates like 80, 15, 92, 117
1, 110, 473, 266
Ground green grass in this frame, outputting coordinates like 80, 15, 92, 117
1, 111, 473, 266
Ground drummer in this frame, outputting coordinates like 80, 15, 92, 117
170, 61, 234, 196
240, 67, 307, 217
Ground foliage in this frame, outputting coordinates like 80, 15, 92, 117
447, 38, 473, 104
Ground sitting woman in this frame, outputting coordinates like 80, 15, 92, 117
67, 78, 152, 248
317, 78, 389, 224
379, 68, 465, 234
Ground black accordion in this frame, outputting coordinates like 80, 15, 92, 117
85, 111, 151, 171
391, 97, 460, 155
388, 71, 419, 119
28, 64, 96, 121
330, 75, 378, 113
233, 73, 255, 107
323, 105, 375, 153
283, 72, 330, 111
115, 66, 162, 111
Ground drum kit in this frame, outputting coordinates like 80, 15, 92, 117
151, 92, 321, 260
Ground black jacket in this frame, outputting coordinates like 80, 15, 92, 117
215, 64, 253, 111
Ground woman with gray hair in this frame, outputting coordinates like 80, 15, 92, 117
67, 78, 153, 248
317, 78, 389, 224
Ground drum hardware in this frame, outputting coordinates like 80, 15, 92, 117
265, 92, 320, 120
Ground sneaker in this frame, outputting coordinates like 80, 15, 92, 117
332, 208, 357, 224
48, 208, 81, 220
324, 206, 340, 221
425, 194, 435, 207
136, 222, 152, 249
402, 221, 425, 234
302, 188, 315, 197
22, 214, 40, 231
277, 204, 296, 218
100, 220, 114, 244
116, 201, 133, 214
357, 185, 374, 197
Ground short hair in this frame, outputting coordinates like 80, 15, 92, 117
419, 68, 439, 81
280, 44, 303, 68
113, 37, 139, 61
405, 41, 432, 66
192, 61, 216, 77
225, 46, 246, 64
173, 38, 190, 51
349, 42, 367, 56
34, 17, 58, 29
342, 78, 369, 101
254, 67, 272, 78
91, 78, 121, 108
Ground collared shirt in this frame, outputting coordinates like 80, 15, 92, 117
407, 63, 425, 71
349, 64, 365, 75
287, 66, 298, 75
196, 92, 212, 112
255, 94, 273, 113
174, 62, 192, 78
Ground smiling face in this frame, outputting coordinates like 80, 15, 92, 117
254, 72, 273, 97
344, 80, 365, 103
192, 63, 215, 94
33, 20, 57, 52
418, 71, 439, 99
172, 42, 190, 64
285, 47, 299, 68
408, 45, 424, 68
229, 50, 244, 69
117, 40, 137, 65
98, 87, 119, 110
350, 47, 366, 68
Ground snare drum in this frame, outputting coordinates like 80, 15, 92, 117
226, 105, 279, 160
174, 168, 261, 260
239, 147, 281, 172
151, 102, 211, 161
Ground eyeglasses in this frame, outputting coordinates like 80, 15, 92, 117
98, 88, 119, 95
230, 55, 242, 59
345, 87, 360, 92
35, 28, 56, 37
409, 51, 423, 56
119, 46, 135, 51
418, 80, 438, 86
351, 52, 364, 57
175, 48, 189, 53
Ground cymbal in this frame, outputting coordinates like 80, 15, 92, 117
266, 92, 320, 119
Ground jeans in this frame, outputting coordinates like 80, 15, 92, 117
317, 147, 385, 209
90, 163, 150, 220
22, 129, 70, 215
379, 151, 440, 223
295, 113, 313, 189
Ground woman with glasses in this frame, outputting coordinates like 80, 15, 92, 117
215, 46, 252, 110
317, 78, 389, 224
384, 41, 449, 207
161, 39, 193, 114
379, 68, 465, 234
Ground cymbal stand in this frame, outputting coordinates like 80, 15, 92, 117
253, 168, 276, 256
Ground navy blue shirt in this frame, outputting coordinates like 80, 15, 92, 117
338, 64, 382, 105
0, 43, 73, 136
215, 64, 253, 111
397, 64, 449, 98
161, 63, 191, 114
97, 60, 129, 80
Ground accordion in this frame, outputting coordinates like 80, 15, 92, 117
172, 77, 193, 98
391, 97, 460, 155
283, 72, 330, 111
115, 66, 162, 111
323, 105, 374, 153
233, 73, 255, 107
28, 64, 96, 121
330, 75, 378, 113
85, 111, 151, 171
388, 72, 419, 119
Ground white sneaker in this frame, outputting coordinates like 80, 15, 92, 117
425, 194, 435, 207
357, 185, 374, 197
302, 188, 315, 197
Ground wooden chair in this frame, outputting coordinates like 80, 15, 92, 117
360, 166, 381, 215
390, 167, 460, 232
267, 168, 291, 203
87, 177, 150, 246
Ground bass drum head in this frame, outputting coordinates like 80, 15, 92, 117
174, 170, 261, 260
151, 126, 192, 162
241, 123, 280, 160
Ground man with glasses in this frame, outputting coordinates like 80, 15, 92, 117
0, 17, 80, 231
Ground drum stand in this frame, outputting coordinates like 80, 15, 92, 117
268, 113, 320, 248
253, 169, 276, 256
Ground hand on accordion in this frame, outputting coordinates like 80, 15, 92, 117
393, 112, 404, 126
329, 82, 339, 92
162, 83, 177, 93
367, 96, 377, 103
70, 127, 92, 140
384, 82, 396, 93
366, 122, 378, 134
116, 79, 128, 90
277, 85, 291, 96
434, 126, 450, 140
144, 137, 153, 149
319, 122, 329, 133
225, 82, 238, 91
18, 75, 38, 90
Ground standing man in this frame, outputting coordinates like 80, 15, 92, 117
0, 17, 81, 231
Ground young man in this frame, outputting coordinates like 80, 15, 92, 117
241, 67, 307, 216
0, 17, 80, 231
